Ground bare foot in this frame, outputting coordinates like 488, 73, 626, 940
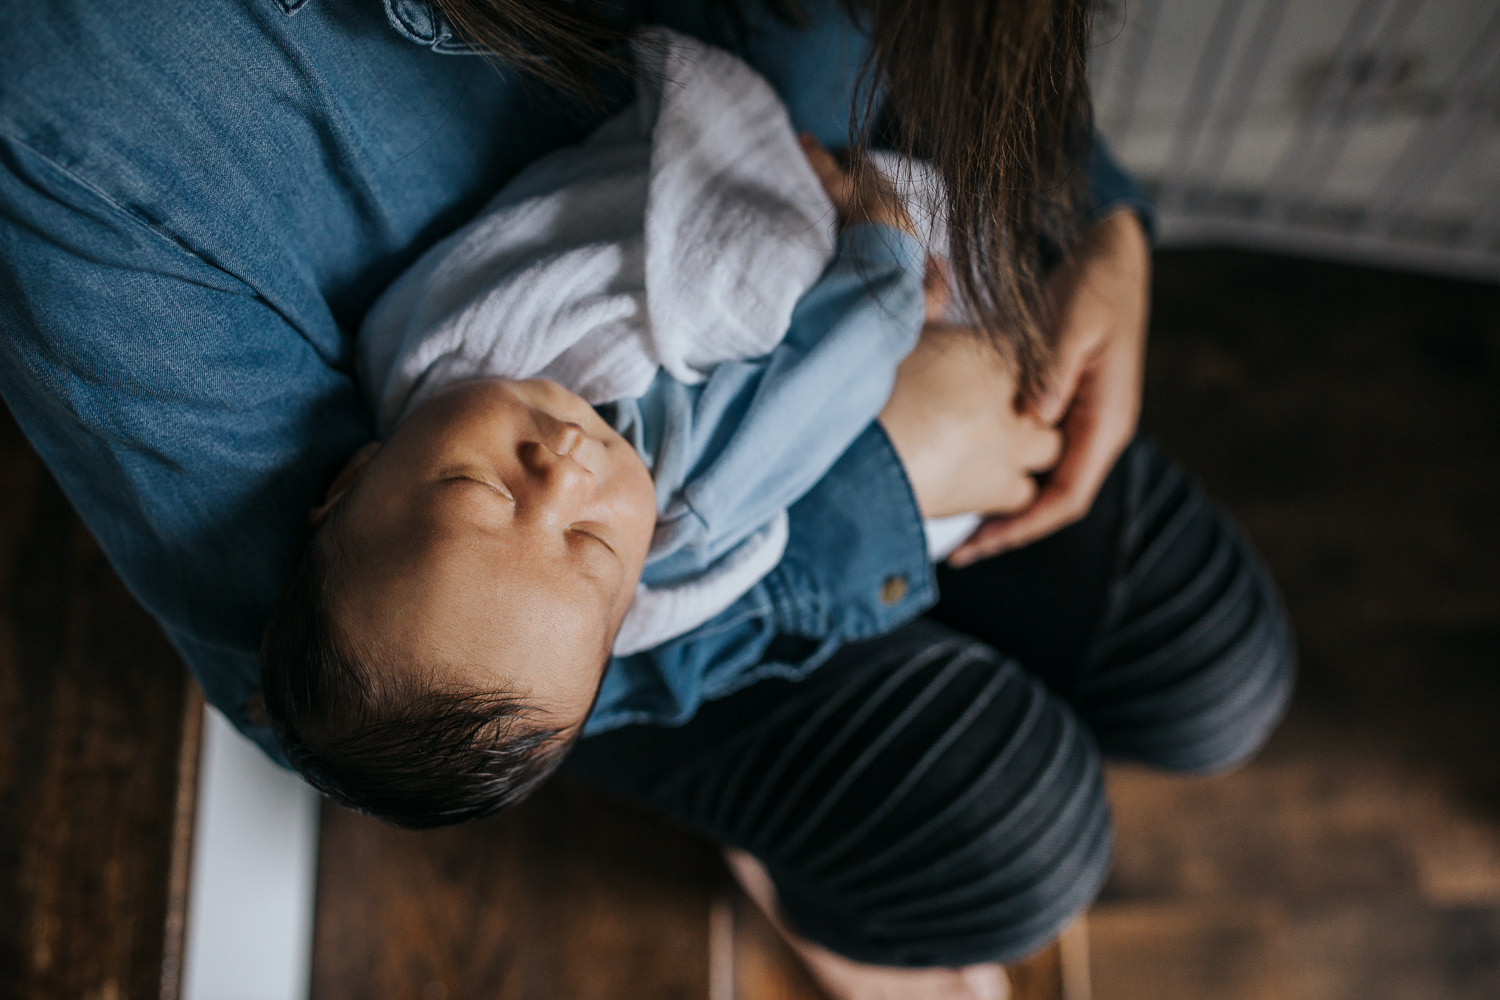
723, 848, 1010, 1000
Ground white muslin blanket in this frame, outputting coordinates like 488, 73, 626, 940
360, 27, 836, 432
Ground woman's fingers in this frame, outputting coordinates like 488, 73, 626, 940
1000, 473, 1038, 514
986, 394, 1122, 548
944, 420, 1058, 539
1025, 421, 1064, 474
1029, 295, 1095, 426
947, 363, 1129, 567
948, 210, 1150, 568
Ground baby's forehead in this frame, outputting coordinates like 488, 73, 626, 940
329, 542, 612, 722
413, 632, 608, 735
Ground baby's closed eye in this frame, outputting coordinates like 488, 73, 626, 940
437, 466, 515, 502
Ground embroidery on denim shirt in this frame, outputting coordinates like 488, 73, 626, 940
273, 0, 310, 13
383, 0, 486, 54
383, 0, 440, 43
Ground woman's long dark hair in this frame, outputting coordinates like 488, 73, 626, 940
429, 0, 1096, 396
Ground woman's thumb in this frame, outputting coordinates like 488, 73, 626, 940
1032, 344, 1087, 425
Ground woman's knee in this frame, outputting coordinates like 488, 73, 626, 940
1080, 442, 1296, 774
760, 648, 1115, 967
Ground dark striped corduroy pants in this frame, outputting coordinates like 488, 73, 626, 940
564, 438, 1295, 967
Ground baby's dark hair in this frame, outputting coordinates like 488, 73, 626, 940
259, 503, 574, 829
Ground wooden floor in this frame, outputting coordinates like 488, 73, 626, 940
309, 250, 1500, 999
311, 783, 1084, 1000
0, 410, 200, 1000
1088, 251, 1500, 1000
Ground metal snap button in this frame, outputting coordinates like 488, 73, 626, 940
880, 575, 909, 605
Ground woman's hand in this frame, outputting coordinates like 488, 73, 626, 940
880, 326, 1062, 521
947, 208, 1151, 567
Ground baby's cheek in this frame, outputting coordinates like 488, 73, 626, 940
617, 457, 659, 566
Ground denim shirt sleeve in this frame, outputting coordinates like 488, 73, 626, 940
641, 223, 927, 578
586, 421, 934, 735
0, 133, 365, 762
1084, 133, 1155, 241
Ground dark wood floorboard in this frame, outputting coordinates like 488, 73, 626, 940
1090, 251, 1500, 1000
311, 784, 722, 1000
0, 410, 201, 1000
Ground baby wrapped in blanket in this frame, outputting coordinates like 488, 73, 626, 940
260, 28, 972, 824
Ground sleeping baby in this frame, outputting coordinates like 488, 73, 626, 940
260, 29, 1008, 827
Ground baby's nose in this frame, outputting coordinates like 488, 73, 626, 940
546, 421, 586, 460
519, 438, 591, 507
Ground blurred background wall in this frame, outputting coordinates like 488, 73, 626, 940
1092, 0, 1500, 282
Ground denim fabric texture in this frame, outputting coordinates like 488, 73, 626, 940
0, 0, 1150, 761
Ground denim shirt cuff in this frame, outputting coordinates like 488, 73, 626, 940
766, 422, 936, 642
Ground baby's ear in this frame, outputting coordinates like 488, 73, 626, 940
310, 442, 381, 525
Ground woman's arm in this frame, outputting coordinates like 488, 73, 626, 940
938, 134, 1154, 564
0, 134, 366, 761
648, 220, 929, 566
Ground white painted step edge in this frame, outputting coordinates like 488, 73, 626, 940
182, 707, 320, 1000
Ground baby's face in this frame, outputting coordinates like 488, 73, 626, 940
321, 378, 656, 727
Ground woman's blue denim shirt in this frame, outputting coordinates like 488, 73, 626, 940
0, 0, 1150, 762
